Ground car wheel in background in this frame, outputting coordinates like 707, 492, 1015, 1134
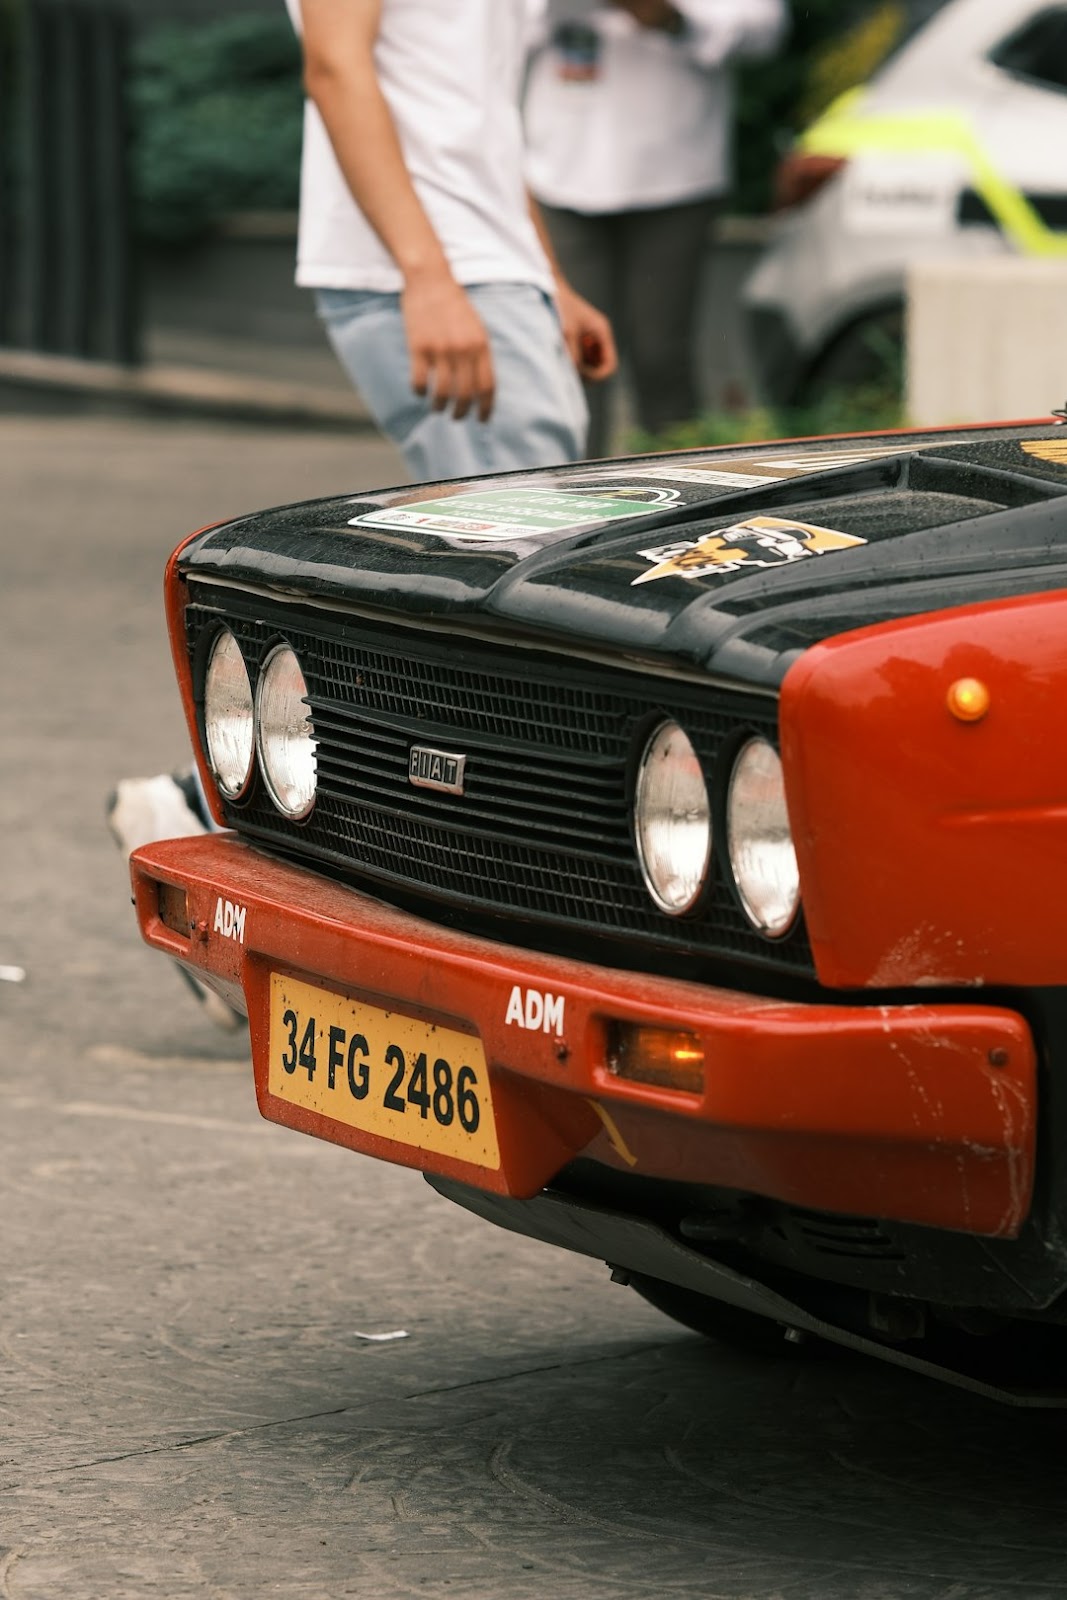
798, 304, 905, 407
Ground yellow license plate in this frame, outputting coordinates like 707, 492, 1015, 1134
268, 973, 500, 1170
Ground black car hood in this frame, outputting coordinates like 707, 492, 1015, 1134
182, 423, 1067, 690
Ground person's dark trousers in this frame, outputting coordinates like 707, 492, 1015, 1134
539, 196, 718, 458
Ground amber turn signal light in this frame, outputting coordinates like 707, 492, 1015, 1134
157, 881, 191, 937
607, 1022, 705, 1095
947, 677, 991, 723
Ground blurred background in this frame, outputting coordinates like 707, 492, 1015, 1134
4, 0, 1064, 452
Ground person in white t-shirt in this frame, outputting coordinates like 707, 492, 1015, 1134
285, 0, 618, 482
106, 0, 619, 1032
525, 0, 787, 456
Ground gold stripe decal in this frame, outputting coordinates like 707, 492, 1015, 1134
585, 1098, 639, 1168
1021, 440, 1067, 467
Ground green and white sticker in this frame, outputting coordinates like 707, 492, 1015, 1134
348, 485, 680, 545
622, 442, 922, 492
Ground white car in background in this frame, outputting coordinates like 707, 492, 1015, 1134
743, 0, 1067, 404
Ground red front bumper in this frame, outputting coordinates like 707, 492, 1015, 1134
131, 833, 1036, 1239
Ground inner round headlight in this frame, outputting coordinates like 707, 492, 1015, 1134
727, 738, 800, 938
204, 629, 254, 799
634, 721, 711, 915
255, 645, 317, 819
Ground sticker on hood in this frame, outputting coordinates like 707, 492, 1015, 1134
348, 485, 681, 545
633, 516, 866, 585
620, 442, 919, 491
1021, 439, 1067, 468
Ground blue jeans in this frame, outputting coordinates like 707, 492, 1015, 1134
315, 283, 588, 482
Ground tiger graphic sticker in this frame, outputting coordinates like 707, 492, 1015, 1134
632, 516, 867, 586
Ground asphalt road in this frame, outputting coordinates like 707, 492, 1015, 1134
4, 415, 1067, 1600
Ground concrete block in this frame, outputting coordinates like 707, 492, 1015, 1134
907, 257, 1067, 427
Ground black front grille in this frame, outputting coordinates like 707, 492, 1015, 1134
187, 586, 814, 976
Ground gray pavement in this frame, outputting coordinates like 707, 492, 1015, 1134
4, 415, 1067, 1600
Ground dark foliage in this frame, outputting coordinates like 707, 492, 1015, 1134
129, 14, 303, 242
733, 0, 903, 213
127, 3, 942, 241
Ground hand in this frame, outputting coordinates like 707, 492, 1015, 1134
611, 0, 685, 31
555, 281, 618, 383
401, 269, 495, 422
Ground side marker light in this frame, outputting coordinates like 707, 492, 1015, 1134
157, 881, 191, 937
948, 678, 991, 723
607, 1023, 705, 1095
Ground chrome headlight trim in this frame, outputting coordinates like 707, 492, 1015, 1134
726, 736, 800, 938
633, 720, 712, 916
254, 644, 318, 820
203, 628, 255, 800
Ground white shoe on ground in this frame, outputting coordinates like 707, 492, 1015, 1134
107, 771, 246, 1034
106, 771, 208, 858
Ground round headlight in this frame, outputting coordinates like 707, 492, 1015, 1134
634, 721, 711, 915
255, 645, 317, 819
727, 738, 800, 937
204, 629, 254, 799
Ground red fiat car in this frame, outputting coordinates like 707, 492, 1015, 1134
130, 419, 1067, 1404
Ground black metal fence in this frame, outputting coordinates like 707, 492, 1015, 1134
2, 0, 139, 362
0, 1, 17, 345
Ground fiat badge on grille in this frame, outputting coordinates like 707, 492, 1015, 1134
408, 745, 467, 795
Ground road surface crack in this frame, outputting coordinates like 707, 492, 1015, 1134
404, 1339, 671, 1401
33, 1405, 352, 1479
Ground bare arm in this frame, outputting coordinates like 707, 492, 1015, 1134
300, 0, 494, 420
611, 0, 686, 34
611, 0, 787, 67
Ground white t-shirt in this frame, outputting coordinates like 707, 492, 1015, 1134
285, 0, 554, 293
523, 0, 787, 214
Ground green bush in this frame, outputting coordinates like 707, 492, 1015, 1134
0, 0, 18, 116
126, 4, 929, 243
627, 384, 905, 455
733, 0, 909, 213
129, 15, 303, 243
